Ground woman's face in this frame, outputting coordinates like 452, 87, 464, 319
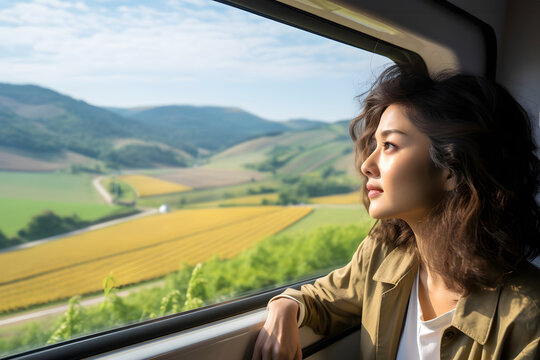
360, 104, 447, 224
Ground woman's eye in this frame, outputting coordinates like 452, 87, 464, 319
382, 142, 396, 150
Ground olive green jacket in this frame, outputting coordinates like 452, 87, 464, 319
282, 236, 540, 359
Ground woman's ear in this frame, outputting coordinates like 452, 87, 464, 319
442, 169, 457, 191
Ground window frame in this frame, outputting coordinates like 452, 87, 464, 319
2, 0, 425, 359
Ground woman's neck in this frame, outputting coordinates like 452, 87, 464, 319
408, 220, 462, 320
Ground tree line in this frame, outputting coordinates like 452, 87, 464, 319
0, 209, 138, 250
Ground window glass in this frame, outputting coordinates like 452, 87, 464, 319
0, 0, 391, 356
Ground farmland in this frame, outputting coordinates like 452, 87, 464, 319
152, 167, 266, 189
280, 206, 372, 235
0, 171, 124, 237
117, 175, 191, 197
310, 191, 362, 205
191, 193, 279, 208
0, 206, 311, 312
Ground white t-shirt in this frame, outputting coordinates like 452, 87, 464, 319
396, 271, 455, 360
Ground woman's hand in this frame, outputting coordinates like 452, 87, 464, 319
252, 297, 302, 360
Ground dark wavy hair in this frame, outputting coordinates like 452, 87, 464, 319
350, 65, 540, 293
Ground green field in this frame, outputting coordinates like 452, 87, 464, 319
206, 125, 349, 171
0, 172, 102, 202
279, 142, 351, 175
279, 206, 373, 235
0, 197, 125, 237
0, 171, 124, 237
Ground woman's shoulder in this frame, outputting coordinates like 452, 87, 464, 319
355, 235, 414, 274
500, 261, 540, 318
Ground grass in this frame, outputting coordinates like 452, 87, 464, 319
206, 126, 348, 171
0, 197, 126, 237
279, 206, 374, 236
279, 142, 350, 175
0, 171, 102, 203
0, 171, 126, 236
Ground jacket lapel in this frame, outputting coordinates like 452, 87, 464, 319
372, 247, 418, 360
451, 285, 501, 345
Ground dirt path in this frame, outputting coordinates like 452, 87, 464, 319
93, 175, 113, 204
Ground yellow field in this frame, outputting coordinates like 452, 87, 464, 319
192, 193, 279, 208
310, 191, 361, 204
117, 175, 191, 197
0, 206, 311, 312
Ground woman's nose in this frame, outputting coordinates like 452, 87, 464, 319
360, 150, 380, 177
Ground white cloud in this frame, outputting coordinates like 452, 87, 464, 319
0, 0, 390, 119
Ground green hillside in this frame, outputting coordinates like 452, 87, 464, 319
0, 84, 315, 171
123, 105, 289, 152
208, 121, 356, 176
0, 84, 191, 169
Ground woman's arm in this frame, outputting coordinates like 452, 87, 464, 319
251, 297, 302, 360
281, 236, 372, 335
251, 236, 373, 359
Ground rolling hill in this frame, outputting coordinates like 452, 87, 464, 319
208, 121, 357, 176
0, 83, 322, 170
114, 105, 289, 151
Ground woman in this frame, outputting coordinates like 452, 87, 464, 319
252, 65, 540, 359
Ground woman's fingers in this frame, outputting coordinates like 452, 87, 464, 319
251, 298, 302, 360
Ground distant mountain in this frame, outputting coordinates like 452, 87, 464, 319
116, 105, 289, 151
282, 118, 328, 130
0, 82, 343, 171
0, 84, 190, 168
0, 83, 306, 170
0, 84, 139, 157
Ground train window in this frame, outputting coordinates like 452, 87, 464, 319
0, 0, 391, 357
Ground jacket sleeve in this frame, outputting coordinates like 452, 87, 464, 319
280, 236, 373, 335
514, 338, 539, 360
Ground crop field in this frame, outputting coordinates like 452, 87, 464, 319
310, 191, 362, 205
152, 167, 265, 189
0, 206, 311, 312
117, 175, 191, 197
191, 193, 279, 208
208, 126, 346, 170
279, 142, 351, 175
136, 180, 279, 208
280, 206, 373, 235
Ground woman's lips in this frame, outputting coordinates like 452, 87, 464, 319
368, 189, 383, 198
366, 183, 383, 198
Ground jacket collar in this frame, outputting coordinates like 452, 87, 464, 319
372, 245, 418, 285
372, 244, 501, 346
452, 285, 501, 345
371, 245, 418, 360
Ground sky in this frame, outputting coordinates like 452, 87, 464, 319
0, 0, 392, 122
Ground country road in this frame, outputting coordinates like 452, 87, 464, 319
93, 175, 113, 204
